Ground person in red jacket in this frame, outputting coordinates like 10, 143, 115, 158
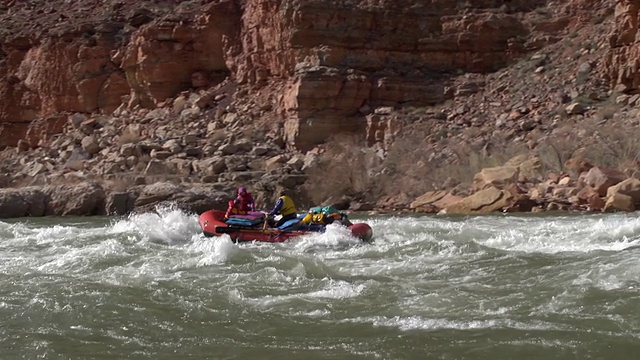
233, 186, 255, 213
224, 200, 242, 219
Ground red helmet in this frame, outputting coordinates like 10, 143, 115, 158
237, 187, 247, 195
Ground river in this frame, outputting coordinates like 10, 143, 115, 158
2, 207, 640, 359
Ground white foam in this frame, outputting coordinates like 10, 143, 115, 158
184, 235, 239, 267
111, 205, 202, 245
307, 280, 366, 300
229, 277, 366, 309
344, 315, 560, 332
470, 214, 640, 254
291, 223, 362, 252
365, 213, 640, 255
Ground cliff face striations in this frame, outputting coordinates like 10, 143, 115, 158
605, 0, 640, 90
1, 0, 578, 150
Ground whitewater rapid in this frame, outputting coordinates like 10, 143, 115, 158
2, 208, 640, 359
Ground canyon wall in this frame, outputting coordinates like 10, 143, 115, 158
605, 0, 640, 91
0, 0, 579, 150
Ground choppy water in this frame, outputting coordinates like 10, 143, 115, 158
2, 208, 640, 359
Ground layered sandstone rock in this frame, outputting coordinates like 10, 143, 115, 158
269, 0, 546, 150
1, 0, 576, 151
0, 34, 130, 147
121, 1, 239, 108
605, 0, 640, 90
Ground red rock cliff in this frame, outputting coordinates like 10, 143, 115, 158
605, 0, 640, 90
0, 0, 582, 150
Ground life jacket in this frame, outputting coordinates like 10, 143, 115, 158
312, 213, 326, 224
301, 212, 327, 225
225, 200, 245, 218
301, 205, 348, 225
278, 195, 297, 216
300, 212, 333, 225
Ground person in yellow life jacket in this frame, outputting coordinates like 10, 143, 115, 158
299, 206, 351, 226
268, 190, 298, 227
300, 211, 330, 225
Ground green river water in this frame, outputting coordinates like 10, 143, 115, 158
2, 208, 640, 359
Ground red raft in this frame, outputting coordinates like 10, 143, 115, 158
198, 209, 373, 243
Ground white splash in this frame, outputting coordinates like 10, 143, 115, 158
111, 205, 202, 245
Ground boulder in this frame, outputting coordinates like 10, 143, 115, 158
410, 190, 448, 209
576, 186, 605, 211
503, 194, 538, 213
171, 186, 229, 214
444, 186, 513, 215
584, 167, 627, 196
106, 192, 136, 215
504, 155, 543, 182
473, 166, 519, 191
192, 157, 227, 176
135, 182, 181, 207
81, 135, 101, 155
0, 188, 46, 218
552, 186, 579, 198
144, 159, 169, 175
604, 193, 635, 212
433, 193, 465, 211
606, 178, 640, 205
265, 155, 287, 171
43, 182, 106, 216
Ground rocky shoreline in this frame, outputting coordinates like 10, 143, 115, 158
2, 158, 639, 219
0, 75, 639, 218
0, 88, 329, 218
0, 181, 227, 218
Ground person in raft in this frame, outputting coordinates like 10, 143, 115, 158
299, 205, 352, 226
234, 186, 255, 212
224, 200, 242, 219
267, 190, 298, 227
225, 187, 256, 219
